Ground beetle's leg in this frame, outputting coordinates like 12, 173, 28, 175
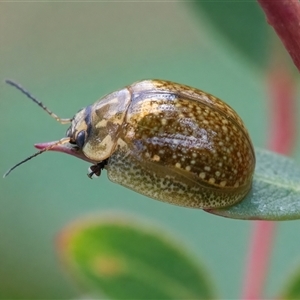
87, 159, 108, 179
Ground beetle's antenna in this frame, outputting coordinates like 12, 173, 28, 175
5, 79, 73, 124
3, 137, 70, 178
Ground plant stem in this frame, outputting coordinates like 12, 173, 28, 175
257, 0, 300, 72
242, 2, 299, 296
241, 222, 277, 299
267, 63, 296, 154
241, 62, 296, 299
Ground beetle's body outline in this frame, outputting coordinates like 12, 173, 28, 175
5, 79, 255, 209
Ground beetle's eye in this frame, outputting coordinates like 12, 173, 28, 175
76, 130, 86, 148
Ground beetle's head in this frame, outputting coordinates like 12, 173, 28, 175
4, 80, 127, 177
66, 108, 89, 147
62, 100, 123, 163
33, 106, 98, 165
3, 81, 98, 177
63, 107, 93, 158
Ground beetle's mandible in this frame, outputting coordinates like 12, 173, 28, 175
4, 79, 255, 209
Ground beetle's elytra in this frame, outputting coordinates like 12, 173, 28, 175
5, 79, 255, 209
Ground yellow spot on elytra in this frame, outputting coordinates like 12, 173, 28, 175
175, 162, 181, 168
220, 180, 227, 187
153, 155, 160, 162
199, 172, 206, 179
222, 125, 228, 132
209, 178, 215, 184
204, 166, 211, 172
222, 119, 229, 125
185, 166, 191, 172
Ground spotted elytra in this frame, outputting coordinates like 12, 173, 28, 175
4, 79, 255, 209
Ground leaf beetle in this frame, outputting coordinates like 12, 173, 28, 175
4, 79, 255, 209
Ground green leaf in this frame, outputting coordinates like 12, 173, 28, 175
206, 149, 300, 220
279, 265, 300, 299
58, 217, 216, 299
188, 1, 269, 69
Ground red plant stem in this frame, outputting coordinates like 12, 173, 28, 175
267, 65, 296, 154
257, 0, 300, 72
241, 64, 296, 299
241, 2, 299, 298
241, 3, 299, 297
242, 222, 277, 299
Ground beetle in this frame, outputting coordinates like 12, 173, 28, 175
4, 79, 255, 209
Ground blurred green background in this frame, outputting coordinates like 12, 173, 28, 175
0, 1, 300, 299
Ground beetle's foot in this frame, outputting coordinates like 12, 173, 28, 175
87, 165, 101, 179
87, 159, 108, 179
